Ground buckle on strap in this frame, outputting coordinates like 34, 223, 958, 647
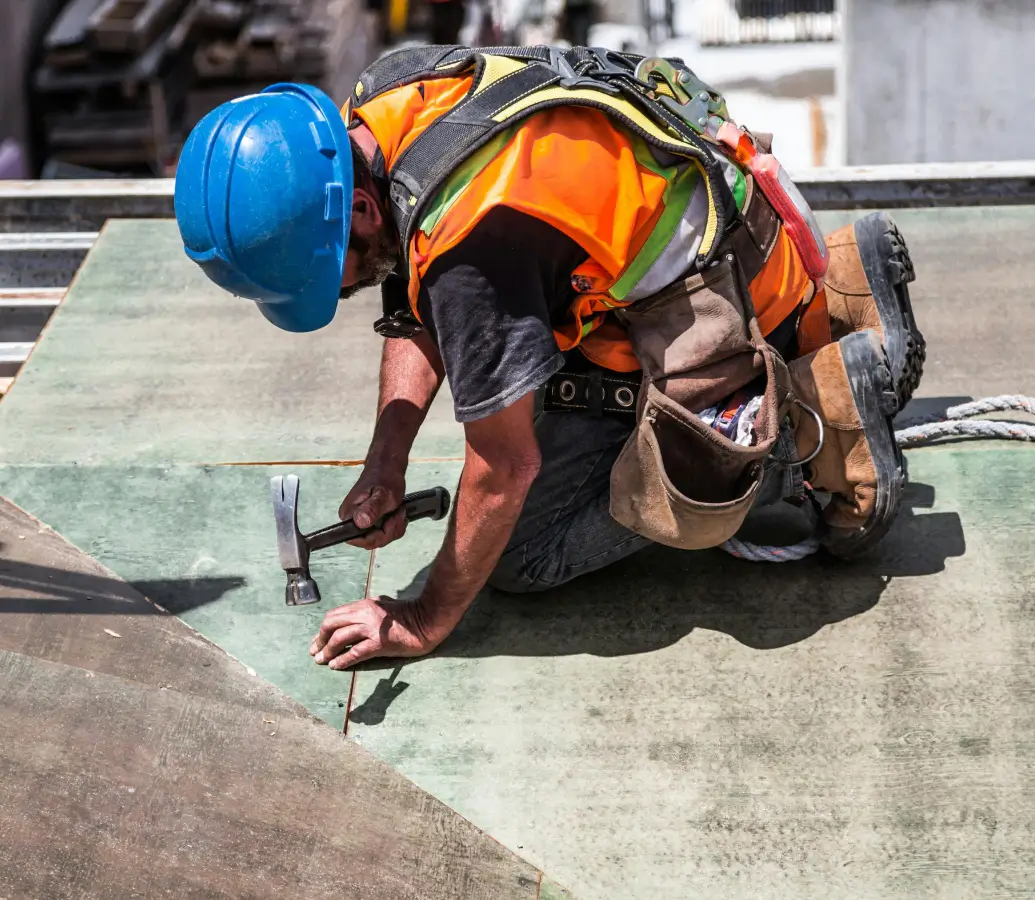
632, 56, 729, 136
374, 309, 424, 339
544, 47, 621, 95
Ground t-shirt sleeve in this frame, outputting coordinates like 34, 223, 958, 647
417, 207, 585, 423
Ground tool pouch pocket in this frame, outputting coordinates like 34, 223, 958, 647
610, 256, 788, 549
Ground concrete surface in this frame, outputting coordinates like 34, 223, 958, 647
0, 208, 1033, 898
0, 497, 565, 900
0, 219, 461, 465
845, 0, 1035, 165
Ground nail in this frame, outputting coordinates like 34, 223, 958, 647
355, 513, 370, 528
315, 652, 325, 663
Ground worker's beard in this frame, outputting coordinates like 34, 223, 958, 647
339, 226, 399, 300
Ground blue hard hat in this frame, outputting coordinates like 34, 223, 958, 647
174, 83, 353, 333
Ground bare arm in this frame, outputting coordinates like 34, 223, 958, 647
312, 392, 542, 668
366, 331, 444, 470
338, 331, 444, 546
411, 392, 541, 639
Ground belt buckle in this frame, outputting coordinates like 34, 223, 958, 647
374, 310, 423, 339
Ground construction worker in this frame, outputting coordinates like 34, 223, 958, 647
174, 46, 924, 670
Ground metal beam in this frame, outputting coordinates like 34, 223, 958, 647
0, 180, 174, 232
2, 161, 1035, 232
797, 160, 1035, 210
0, 233, 97, 289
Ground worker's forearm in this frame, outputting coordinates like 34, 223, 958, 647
367, 332, 444, 470
414, 458, 538, 642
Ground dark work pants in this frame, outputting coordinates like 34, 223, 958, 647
488, 407, 802, 594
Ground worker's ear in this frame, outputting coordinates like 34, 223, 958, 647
350, 186, 383, 238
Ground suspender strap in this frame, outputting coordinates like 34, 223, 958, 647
387, 61, 563, 245
723, 176, 781, 286
354, 44, 740, 269
354, 45, 472, 104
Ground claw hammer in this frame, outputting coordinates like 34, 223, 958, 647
270, 474, 451, 606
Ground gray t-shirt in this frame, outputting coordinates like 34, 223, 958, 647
415, 206, 588, 423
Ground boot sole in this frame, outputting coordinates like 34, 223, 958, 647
854, 212, 926, 411
822, 330, 906, 560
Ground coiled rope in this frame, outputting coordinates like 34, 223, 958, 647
720, 394, 1035, 564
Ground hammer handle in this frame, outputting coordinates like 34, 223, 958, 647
305, 486, 451, 553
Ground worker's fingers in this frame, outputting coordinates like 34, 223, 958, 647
313, 611, 364, 649
328, 639, 380, 671
349, 485, 399, 531
312, 601, 380, 652
314, 624, 369, 664
380, 509, 409, 544
344, 509, 408, 551
345, 530, 387, 551
338, 486, 372, 522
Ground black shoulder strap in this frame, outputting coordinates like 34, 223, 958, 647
356, 45, 735, 269
353, 45, 474, 108
387, 60, 564, 250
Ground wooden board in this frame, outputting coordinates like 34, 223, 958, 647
0, 497, 557, 900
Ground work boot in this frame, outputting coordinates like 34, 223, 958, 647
823, 211, 926, 411
787, 330, 905, 559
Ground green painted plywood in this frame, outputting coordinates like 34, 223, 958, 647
0, 498, 571, 900
350, 445, 1035, 900
0, 463, 378, 726
538, 878, 578, 900
0, 219, 463, 466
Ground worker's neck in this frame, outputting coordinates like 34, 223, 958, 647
350, 122, 379, 163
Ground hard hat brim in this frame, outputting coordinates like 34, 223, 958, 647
255, 292, 339, 333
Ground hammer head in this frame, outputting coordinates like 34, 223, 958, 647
270, 474, 321, 606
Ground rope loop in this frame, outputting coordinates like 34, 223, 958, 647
720, 394, 1034, 563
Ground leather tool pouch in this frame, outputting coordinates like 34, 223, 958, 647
610, 253, 790, 550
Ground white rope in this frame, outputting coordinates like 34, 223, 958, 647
896, 418, 1035, 446
721, 534, 822, 563
897, 394, 1035, 427
720, 394, 1034, 563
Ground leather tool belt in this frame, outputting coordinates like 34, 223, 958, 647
605, 177, 795, 551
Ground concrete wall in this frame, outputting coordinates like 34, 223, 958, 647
845, 0, 1035, 165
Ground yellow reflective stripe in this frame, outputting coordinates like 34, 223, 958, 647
492, 87, 691, 156
694, 157, 720, 256
472, 55, 528, 95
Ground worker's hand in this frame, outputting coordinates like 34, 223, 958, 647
309, 596, 445, 670
338, 465, 407, 551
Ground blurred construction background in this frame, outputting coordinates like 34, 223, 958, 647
0, 0, 1029, 180
0, 0, 1032, 393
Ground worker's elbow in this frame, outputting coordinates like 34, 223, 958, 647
477, 449, 542, 495
498, 450, 542, 489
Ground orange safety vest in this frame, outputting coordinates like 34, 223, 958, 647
350, 70, 826, 371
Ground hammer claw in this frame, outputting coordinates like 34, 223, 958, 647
271, 474, 452, 608
271, 474, 307, 573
